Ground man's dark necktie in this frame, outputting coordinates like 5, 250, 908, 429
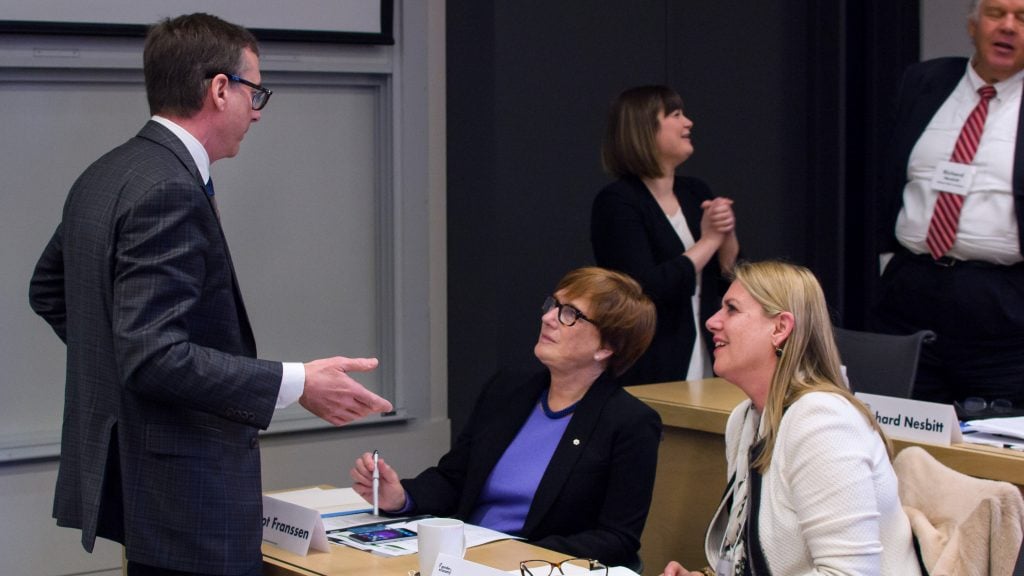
204, 178, 220, 220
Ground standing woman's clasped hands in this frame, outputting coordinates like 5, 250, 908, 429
701, 197, 736, 237
700, 197, 740, 271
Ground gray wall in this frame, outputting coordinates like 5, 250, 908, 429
922, 0, 974, 59
0, 1, 449, 575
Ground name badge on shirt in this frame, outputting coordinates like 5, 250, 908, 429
930, 160, 975, 196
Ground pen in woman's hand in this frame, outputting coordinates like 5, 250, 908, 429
372, 449, 380, 515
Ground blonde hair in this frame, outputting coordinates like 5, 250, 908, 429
732, 260, 892, 472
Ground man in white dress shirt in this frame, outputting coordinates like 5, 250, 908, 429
872, 0, 1024, 410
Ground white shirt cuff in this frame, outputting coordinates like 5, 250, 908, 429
276, 362, 306, 409
879, 252, 894, 275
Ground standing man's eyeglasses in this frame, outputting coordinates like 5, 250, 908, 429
206, 73, 273, 110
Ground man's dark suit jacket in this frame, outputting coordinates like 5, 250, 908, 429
592, 174, 729, 385
877, 56, 1024, 256
30, 121, 282, 574
401, 368, 662, 568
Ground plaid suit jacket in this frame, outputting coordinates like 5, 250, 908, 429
30, 120, 283, 574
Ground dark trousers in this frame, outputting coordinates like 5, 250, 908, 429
126, 560, 263, 576
870, 251, 1024, 408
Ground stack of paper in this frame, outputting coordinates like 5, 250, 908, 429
268, 486, 372, 516
961, 416, 1024, 451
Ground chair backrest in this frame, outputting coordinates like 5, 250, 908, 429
833, 327, 935, 399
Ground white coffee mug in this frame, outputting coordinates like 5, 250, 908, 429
417, 517, 466, 576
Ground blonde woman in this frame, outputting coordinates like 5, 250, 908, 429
661, 261, 922, 576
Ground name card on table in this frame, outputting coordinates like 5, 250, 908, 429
262, 494, 329, 556
430, 553, 508, 576
856, 393, 963, 445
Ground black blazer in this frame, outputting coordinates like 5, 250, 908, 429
877, 57, 1024, 256
591, 174, 729, 385
30, 121, 282, 574
401, 368, 662, 567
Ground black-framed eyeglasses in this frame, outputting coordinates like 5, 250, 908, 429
542, 296, 594, 328
957, 397, 1013, 415
207, 73, 272, 110
520, 558, 608, 576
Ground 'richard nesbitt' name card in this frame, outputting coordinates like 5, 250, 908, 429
856, 393, 962, 445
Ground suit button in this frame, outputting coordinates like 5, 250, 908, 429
250, 436, 259, 449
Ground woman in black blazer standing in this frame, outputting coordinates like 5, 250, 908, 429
592, 85, 739, 386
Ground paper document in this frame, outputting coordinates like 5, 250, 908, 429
267, 487, 372, 517
961, 430, 1024, 451
322, 512, 391, 531
435, 554, 509, 575
963, 416, 1024, 442
327, 518, 515, 557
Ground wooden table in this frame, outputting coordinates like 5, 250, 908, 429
628, 378, 1024, 574
264, 536, 566, 576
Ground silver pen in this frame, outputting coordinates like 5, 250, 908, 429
372, 449, 380, 516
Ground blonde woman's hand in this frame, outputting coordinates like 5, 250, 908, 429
659, 561, 704, 576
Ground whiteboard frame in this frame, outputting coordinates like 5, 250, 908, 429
0, 0, 394, 45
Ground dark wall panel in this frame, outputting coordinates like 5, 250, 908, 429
665, 1, 812, 264
447, 1, 814, 438
446, 0, 501, 438
446, 1, 918, 439
448, 0, 670, 437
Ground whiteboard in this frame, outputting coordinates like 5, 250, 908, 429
1, 69, 391, 460
0, 0, 392, 43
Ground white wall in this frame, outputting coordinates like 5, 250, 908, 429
0, 1, 447, 574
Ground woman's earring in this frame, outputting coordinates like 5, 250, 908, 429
774, 346, 783, 358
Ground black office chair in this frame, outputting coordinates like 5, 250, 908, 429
832, 327, 935, 399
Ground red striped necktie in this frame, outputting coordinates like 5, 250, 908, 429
925, 84, 997, 259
